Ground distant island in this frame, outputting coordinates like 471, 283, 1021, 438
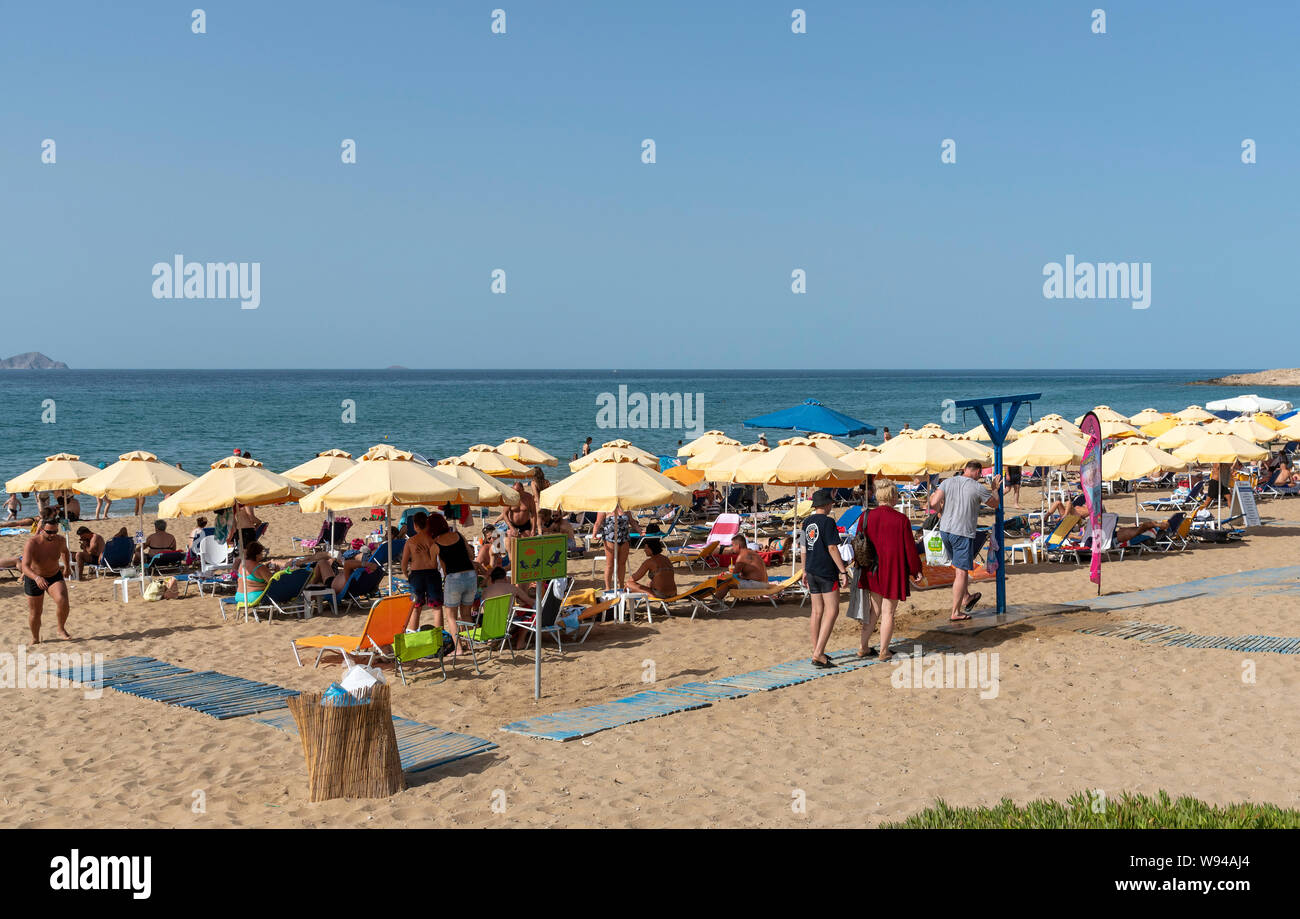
0, 352, 68, 369
1194, 369, 1300, 386
386, 365, 410, 370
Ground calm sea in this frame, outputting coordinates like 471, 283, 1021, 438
0, 369, 1287, 513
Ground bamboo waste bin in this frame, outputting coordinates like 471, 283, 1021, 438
286, 684, 405, 801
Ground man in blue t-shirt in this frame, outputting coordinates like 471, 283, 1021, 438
802, 489, 849, 668
928, 460, 1001, 621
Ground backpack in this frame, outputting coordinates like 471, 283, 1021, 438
851, 527, 878, 573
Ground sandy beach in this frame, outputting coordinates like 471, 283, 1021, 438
3, 484, 1297, 829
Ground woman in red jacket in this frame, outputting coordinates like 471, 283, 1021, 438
857, 479, 922, 661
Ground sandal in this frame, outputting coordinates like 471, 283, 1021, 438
811, 656, 835, 669
963, 592, 982, 612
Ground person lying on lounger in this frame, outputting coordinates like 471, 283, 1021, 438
624, 540, 677, 599
713, 534, 769, 600
1043, 493, 1088, 520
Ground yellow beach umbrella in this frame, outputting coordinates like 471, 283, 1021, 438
700, 443, 770, 482
808, 432, 853, 456
539, 455, 690, 514
1225, 417, 1284, 444
662, 464, 706, 487
76, 450, 196, 500
1097, 419, 1143, 440
1102, 441, 1188, 522
302, 445, 479, 593
1140, 416, 1179, 437
964, 423, 1019, 443
839, 443, 881, 473
435, 459, 521, 506
570, 439, 659, 471
496, 437, 559, 468
281, 449, 356, 486
159, 456, 308, 517
5, 453, 101, 494
1102, 441, 1187, 482
303, 445, 476, 512
1002, 430, 1084, 468
866, 431, 976, 476
1172, 433, 1268, 465
1176, 405, 1217, 423
1152, 422, 1205, 450
687, 440, 741, 471
677, 431, 733, 458
1075, 405, 1130, 425
1252, 412, 1288, 431
1127, 408, 1167, 426
728, 438, 862, 574
727, 437, 864, 487
76, 451, 198, 596
1275, 418, 1300, 442
456, 444, 533, 478
1028, 414, 1084, 438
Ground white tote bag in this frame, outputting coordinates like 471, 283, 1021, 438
922, 528, 950, 566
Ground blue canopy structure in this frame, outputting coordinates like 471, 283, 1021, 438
742, 399, 876, 437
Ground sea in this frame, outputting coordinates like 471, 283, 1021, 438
0, 369, 1290, 515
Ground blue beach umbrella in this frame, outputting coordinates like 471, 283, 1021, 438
742, 399, 877, 437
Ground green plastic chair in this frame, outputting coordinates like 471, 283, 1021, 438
392, 626, 450, 684
457, 594, 514, 666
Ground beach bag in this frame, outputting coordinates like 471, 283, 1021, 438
923, 528, 950, 566
851, 528, 878, 573
142, 579, 165, 602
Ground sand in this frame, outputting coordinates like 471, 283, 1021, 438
2, 487, 1297, 828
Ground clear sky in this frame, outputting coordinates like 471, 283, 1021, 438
2, 1, 1295, 369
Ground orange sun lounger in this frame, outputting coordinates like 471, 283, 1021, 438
289, 593, 411, 667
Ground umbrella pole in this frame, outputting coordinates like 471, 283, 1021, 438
387, 504, 393, 596
138, 507, 146, 598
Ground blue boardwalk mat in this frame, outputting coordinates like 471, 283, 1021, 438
251, 710, 497, 774
104, 669, 300, 719
46, 655, 190, 688
500, 639, 951, 741
1078, 621, 1300, 654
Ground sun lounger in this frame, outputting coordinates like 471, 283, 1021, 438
219, 565, 313, 623
291, 515, 352, 553
644, 575, 733, 621
561, 589, 621, 642
665, 540, 720, 571
290, 593, 412, 667
724, 571, 805, 607
338, 563, 386, 611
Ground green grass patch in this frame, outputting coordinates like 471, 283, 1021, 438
883, 791, 1300, 828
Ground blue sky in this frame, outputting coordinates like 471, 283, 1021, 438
1, 1, 1295, 369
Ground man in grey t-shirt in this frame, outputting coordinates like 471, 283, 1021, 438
928, 460, 1001, 620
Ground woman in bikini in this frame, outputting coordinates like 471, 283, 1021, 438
592, 505, 634, 592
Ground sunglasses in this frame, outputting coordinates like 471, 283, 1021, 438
42, 529, 59, 536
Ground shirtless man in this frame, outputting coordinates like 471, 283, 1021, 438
21, 519, 72, 642
713, 534, 769, 600
5, 492, 21, 521
73, 527, 105, 579
499, 483, 536, 537
624, 540, 677, 599
400, 512, 446, 635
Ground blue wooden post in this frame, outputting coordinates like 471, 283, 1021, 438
954, 393, 1041, 614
